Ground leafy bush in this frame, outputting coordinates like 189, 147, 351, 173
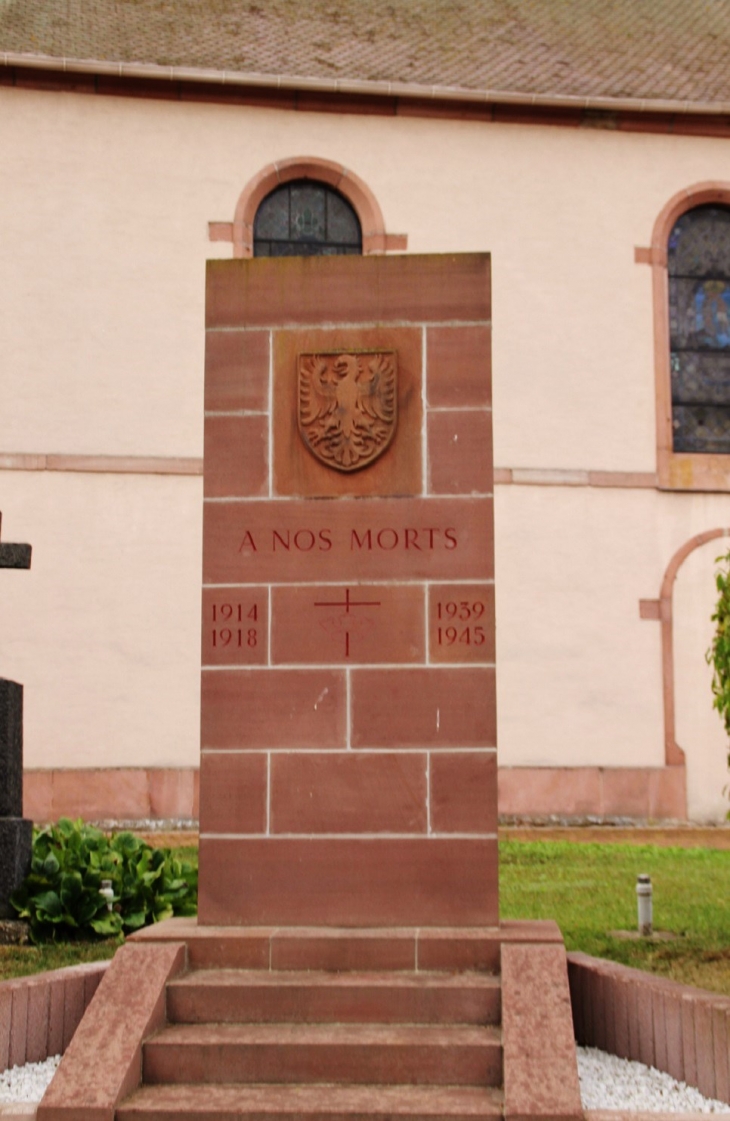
11, 818, 197, 942
708, 550, 730, 737
707, 549, 730, 818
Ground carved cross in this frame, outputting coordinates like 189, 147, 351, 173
313, 586, 381, 658
0, 514, 31, 570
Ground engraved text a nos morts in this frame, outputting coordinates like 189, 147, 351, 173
298, 351, 397, 472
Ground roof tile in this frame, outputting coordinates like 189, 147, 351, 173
2, 0, 730, 106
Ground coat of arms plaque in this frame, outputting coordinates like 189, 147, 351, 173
298, 351, 398, 472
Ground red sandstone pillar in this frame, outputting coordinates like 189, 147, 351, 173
198, 253, 497, 927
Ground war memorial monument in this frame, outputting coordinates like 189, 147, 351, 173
39, 253, 582, 1121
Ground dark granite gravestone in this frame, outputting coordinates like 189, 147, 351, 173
0, 514, 32, 919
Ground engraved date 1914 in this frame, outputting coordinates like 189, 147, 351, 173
211, 602, 258, 649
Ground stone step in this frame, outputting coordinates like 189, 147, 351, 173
167, 969, 501, 1026
135, 924, 507, 974
117, 1081, 504, 1120
143, 1023, 502, 1087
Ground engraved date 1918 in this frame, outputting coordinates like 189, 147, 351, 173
211, 602, 258, 648
435, 600, 486, 646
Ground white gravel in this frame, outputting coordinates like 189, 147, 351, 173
1, 1048, 730, 1111
578, 1046, 730, 1112
0, 1056, 60, 1103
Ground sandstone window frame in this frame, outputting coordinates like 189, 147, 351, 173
208, 156, 407, 259
645, 182, 730, 491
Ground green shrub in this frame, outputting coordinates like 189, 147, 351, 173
707, 549, 730, 817
11, 818, 197, 943
708, 550, 730, 736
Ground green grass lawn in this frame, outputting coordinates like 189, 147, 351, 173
0, 939, 119, 982
500, 840, 730, 995
2, 839, 729, 993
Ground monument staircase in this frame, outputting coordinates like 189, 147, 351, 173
38, 920, 581, 1121
116, 928, 505, 1121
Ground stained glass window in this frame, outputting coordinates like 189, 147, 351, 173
253, 181, 362, 257
668, 205, 730, 454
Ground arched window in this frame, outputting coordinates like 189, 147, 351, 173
253, 180, 362, 257
208, 157, 407, 257
645, 184, 730, 491
668, 205, 730, 455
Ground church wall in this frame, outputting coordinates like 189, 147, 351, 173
1, 469, 202, 769
497, 486, 730, 821
2, 84, 729, 819
4, 87, 730, 469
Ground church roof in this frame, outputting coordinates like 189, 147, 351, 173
2, 0, 730, 111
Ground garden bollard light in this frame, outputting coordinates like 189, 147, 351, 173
636, 873, 653, 937
100, 879, 114, 912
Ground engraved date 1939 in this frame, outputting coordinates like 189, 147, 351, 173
435, 600, 486, 646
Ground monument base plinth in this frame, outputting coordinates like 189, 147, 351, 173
39, 920, 583, 1121
198, 837, 499, 928
0, 817, 32, 919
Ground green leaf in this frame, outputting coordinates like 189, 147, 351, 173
90, 913, 123, 936
42, 852, 60, 877
122, 910, 148, 930
59, 872, 84, 908
33, 891, 63, 918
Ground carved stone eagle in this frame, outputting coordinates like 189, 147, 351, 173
298, 351, 398, 471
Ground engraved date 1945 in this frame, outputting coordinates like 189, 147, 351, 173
435, 600, 486, 646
